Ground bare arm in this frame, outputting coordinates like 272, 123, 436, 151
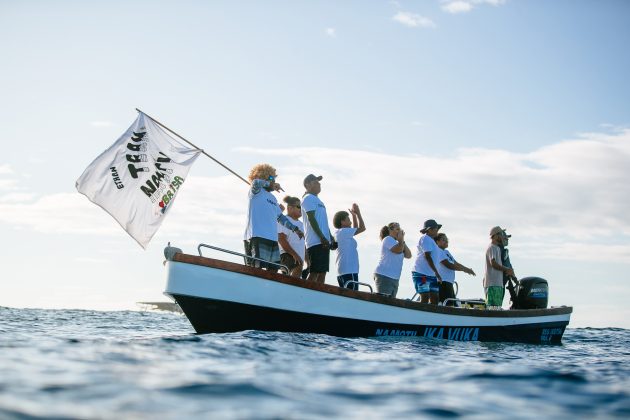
441, 259, 475, 276
390, 230, 408, 255
403, 243, 412, 259
491, 258, 514, 277
350, 203, 366, 235
425, 251, 442, 283
306, 210, 329, 247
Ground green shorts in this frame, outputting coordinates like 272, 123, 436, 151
485, 286, 505, 307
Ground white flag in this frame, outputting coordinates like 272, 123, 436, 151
76, 112, 201, 248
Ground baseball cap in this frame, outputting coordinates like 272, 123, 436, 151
303, 174, 323, 187
490, 226, 511, 238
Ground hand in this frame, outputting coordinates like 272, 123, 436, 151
349, 203, 360, 215
466, 267, 476, 276
278, 203, 286, 212
273, 182, 284, 192
505, 268, 515, 277
293, 254, 303, 267
397, 230, 405, 242
321, 237, 330, 250
295, 229, 304, 239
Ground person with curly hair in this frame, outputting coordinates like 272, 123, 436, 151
244, 164, 303, 271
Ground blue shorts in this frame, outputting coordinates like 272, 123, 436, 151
412, 272, 439, 294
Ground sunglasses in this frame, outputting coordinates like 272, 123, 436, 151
289, 204, 301, 209
268, 175, 276, 181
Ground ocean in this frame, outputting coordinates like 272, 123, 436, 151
0, 307, 628, 419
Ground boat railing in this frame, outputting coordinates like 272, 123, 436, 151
197, 243, 290, 275
342, 280, 373, 293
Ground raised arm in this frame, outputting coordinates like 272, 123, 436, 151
390, 229, 408, 255
349, 203, 366, 235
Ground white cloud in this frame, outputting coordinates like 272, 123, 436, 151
442, 1, 473, 14
325, 27, 336, 38
441, 0, 506, 14
1, 128, 629, 264
392, 12, 436, 28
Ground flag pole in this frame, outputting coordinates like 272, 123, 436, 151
135, 108, 250, 186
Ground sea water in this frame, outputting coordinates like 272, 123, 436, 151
0, 307, 628, 419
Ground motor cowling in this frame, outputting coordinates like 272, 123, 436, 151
515, 277, 548, 309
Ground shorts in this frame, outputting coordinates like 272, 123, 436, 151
439, 281, 456, 306
374, 273, 399, 298
244, 237, 280, 270
280, 253, 299, 270
307, 244, 330, 273
412, 272, 439, 294
337, 273, 359, 291
485, 286, 505, 307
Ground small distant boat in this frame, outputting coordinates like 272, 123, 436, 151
163, 244, 572, 344
137, 301, 183, 314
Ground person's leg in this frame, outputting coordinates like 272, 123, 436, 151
486, 286, 505, 309
374, 274, 392, 295
318, 272, 327, 284
337, 273, 358, 290
306, 245, 319, 281
390, 280, 399, 298
413, 272, 433, 303
439, 282, 455, 306
244, 240, 252, 266
306, 245, 327, 283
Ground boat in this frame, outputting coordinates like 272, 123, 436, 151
163, 244, 572, 344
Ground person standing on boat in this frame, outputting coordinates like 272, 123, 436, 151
244, 164, 304, 270
435, 233, 476, 306
373, 222, 412, 297
333, 204, 366, 290
302, 174, 335, 284
484, 226, 515, 309
278, 195, 306, 277
498, 229, 518, 308
412, 219, 443, 305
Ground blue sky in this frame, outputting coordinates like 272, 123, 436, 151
1, 1, 629, 327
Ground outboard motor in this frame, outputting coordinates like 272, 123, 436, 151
515, 277, 548, 309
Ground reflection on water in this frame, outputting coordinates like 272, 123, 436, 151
0, 307, 628, 418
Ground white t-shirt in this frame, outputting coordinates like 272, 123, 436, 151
374, 236, 404, 280
278, 217, 305, 261
335, 227, 358, 275
437, 248, 456, 283
301, 193, 331, 248
244, 188, 282, 241
413, 234, 440, 275
484, 244, 503, 288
